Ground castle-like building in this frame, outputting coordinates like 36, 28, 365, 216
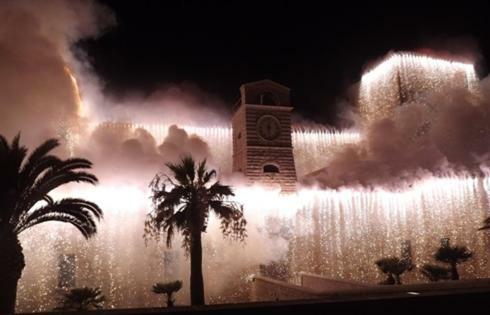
230, 53, 478, 192
232, 79, 297, 192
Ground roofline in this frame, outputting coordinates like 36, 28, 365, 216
240, 79, 290, 91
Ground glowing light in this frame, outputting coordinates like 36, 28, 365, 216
16, 53, 489, 311
17, 174, 490, 311
359, 52, 478, 123
64, 66, 85, 118
290, 174, 489, 282
90, 122, 361, 177
292, 127, 361, 176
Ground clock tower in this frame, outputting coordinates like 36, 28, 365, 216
232, 79, 297, 192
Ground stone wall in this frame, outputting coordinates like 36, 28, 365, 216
250, 276, 322, 302
299, 272, 373, 293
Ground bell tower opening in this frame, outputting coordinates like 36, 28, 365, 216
263, 164, 280, 173
258, 92, 279, 105
231, 79, 297, 192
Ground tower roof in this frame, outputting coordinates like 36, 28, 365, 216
240, 79, 290, 91
239, 79, 291, 107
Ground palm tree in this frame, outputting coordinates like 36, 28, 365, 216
434, 241, 472, 280
152, 280, 183, 307
145, 156, 246, 305
375, 257, 412, 285
56, 287, 105, 311
479, 217, 490, 231
0, 134, 103, 313
420, 264, 451, 282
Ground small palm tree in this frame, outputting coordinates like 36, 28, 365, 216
145, 156, 246, 305
434, 241, 472, 280
375, 257, 412, 285
56, 287, 105, 311
0, 134, 103, 313
420, 264, 451, 282
152, 280, 183, 307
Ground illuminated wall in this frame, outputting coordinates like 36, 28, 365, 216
359, 52, 478, 123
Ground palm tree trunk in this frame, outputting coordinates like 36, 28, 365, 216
450, 263, 459, 280
394, 274, 401, 285
190, 229, 205, 305
0, 226, 25, 314
166, 293, 174, 307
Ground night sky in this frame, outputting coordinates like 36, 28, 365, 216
80, 0, 490, 125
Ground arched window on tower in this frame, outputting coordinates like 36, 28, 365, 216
258, 92, 279, 105
263, 164, 280, 174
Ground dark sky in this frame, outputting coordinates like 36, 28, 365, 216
79, 0, 490, 126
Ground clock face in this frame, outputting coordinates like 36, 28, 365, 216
257, 115, 281, 141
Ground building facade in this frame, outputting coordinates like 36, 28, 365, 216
232, 80, 297, 192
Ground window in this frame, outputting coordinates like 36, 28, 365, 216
263, 164, 280, 173
258, 92, 279, 105
237, 132, 241, 139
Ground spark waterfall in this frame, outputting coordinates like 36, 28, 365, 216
359, 53, 478, 123
89, 122, 361, 177
17, 174, 490, 311
16, 53, 490, 312
291, 175, 490, 282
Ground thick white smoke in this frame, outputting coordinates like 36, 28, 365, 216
0, 1, 292, 310
0, 0, 114, 146
305, 80, 490, 188
7, 0, 490, 310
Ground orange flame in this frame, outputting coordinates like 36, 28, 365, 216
64, 66, 84, 117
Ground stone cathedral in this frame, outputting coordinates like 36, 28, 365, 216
232, 79, 297, 192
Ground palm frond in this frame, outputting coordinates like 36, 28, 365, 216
145, 156, 246, 251
18, 155, 62, 189
19, 138, 59, 179
181, 156, 196, 183
20, 213, 95, 238
11, 156, 82, 223
435, 245, 472, 264
479, 217, 490, 230
24, 171, 98, 209
156, 186, 187, 213
9, 134, 28, 176
152, 281, 183, 294
202, 170, 216, 185
208, 182, 234, 199
0, 134, 103, 241
57, 287, 105, 311
0, 134, 8, 151
196, 159, 207, 184
209, 200, 236, 219
16, 198, 102, 238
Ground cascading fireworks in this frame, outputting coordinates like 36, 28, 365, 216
64, 66, 85, 118
17, 174, 490, 311
55, 66, 86, 157
15, 52, 490, 312
91, 122, 361, 177
359, 52, 478, 123
290, 175, 490, 283
291, 126, 361, 176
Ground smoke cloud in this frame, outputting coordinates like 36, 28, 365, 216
82, 123, 211, 183
305, 80, 490, 188
0, 0, 114, 145
8, 0, 490, 309
91, 82, 230, 126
